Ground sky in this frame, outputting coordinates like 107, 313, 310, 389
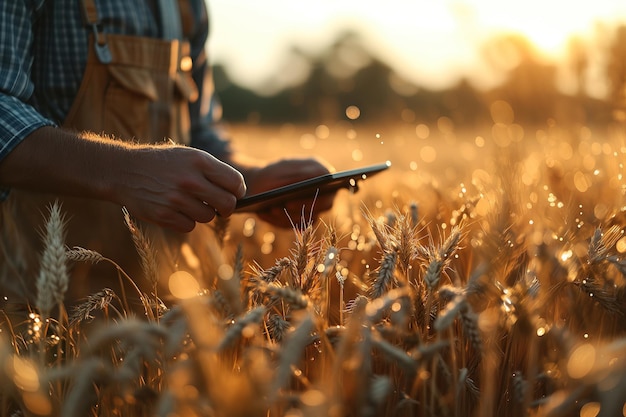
207, 1, 626, 96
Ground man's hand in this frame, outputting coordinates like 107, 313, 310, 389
240, 158, 336, 228
113, 146, 246, 233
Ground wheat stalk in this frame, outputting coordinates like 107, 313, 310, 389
68, 288, 117, 326
369, 249, 398, 299
35, 201, 69, 318
424, 257, 444, 291
252, 257, 291, 284
291, 223, 315, 285
65, 246, 105, 264
267, 313, 292, 342
385, 209, 397, 228
210, 289, 233, 319
410, 201, 419, 228
397, 212, 419, 275
257, 281, 309, 310
433, 294, 465, 332
572, 275, 621, 314
368, 375, 393, 414
370, 216, 393, 252
423, 226, 462, 291
459, 301, 482, 353
272, 314, 314, 397
319, 246, 338, 320
64, 244, 153, 315
217, 306, 265, 351
588, 225, 622, 264
122, 207, 158, 288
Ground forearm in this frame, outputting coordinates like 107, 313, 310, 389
0, 126, 247, 232
0, 126, 136, 202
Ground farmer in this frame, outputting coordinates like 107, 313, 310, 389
0, 0, 334, 315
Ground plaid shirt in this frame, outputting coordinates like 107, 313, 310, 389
0, 0, 229, 198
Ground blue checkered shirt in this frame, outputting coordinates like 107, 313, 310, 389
0, 0, 230, 199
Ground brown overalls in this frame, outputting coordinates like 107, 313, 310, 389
0, 0, 212, 319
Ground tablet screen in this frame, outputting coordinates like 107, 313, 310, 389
235, 161, 391, 212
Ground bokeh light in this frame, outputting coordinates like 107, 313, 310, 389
567, 344, 596, 379
345, 105, 361, 120
168, 271, 200, 300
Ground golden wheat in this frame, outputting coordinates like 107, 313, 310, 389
5, 121, 626, 417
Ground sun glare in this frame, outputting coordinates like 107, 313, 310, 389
209, 0, 626, 91
469, 0, 600, 56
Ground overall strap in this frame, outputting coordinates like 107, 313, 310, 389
178, 0, 195, 40
157, 0, 182, 40
79, 0, 192, 59
79, 0, 112, 63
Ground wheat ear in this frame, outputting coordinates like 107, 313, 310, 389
65, 246, 105, 264
122, 207, 158, 288
369, 249, 398, 299
272, 314, 314, 397
69, 288, 118, 327
35, 201, 69, 318
217, 306, 265, 351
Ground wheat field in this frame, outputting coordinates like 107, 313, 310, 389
2, 113, 626, 417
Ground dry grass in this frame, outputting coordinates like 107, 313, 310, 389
3, 119, 626, 417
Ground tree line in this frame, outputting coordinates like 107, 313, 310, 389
214, 26, 626, 126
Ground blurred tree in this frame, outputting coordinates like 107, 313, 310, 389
482, 34, 559, 123
567, 36, 589, 98
213, 29, 613, 127
213, 30, 491, 125
606, 25, 626, 121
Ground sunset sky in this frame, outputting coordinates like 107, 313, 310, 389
207, 1, 626, 97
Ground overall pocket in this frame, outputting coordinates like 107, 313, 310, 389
104, 66, 159, 143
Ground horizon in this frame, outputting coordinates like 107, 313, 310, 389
207, 0, 626, 99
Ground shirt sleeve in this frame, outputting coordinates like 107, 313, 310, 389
186, 0, 233, 160
0, 1, 57, 161
0, 1, 56, 197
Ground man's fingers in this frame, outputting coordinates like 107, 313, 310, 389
185, 199, 218, 224
197, 154, 247, 199
188, 182, 238, 217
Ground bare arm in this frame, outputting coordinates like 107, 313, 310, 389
0, 126, 246, 232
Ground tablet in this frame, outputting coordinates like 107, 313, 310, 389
235, 161, 391, 212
